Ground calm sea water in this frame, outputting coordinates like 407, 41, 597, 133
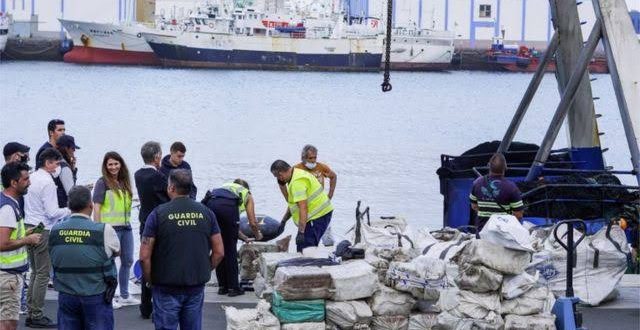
0, 61, 634, 243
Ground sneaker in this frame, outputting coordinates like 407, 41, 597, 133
25, 316, 57, 328
112, 300, 122, 310
227, 288, 245, 297
217, 287, 229, 295
19, 305, 27, 315
118, 296, 140, 306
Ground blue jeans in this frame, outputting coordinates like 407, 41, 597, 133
114, 226, 133, 298
297, 211, 333, 252
152, 287, 204, 330
58, 292, 114, 330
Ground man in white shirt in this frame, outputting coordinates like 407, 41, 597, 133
23, 148, 70, 328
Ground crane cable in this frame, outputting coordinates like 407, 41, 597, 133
381, 0, 393, 92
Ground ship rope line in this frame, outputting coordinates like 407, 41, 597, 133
381, 0, 393, 92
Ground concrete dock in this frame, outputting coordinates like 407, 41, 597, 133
15, 275, 640, 329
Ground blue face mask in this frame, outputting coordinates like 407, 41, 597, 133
305, 162, 317, 170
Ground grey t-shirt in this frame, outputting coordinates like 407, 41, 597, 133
92, 177, 107, 204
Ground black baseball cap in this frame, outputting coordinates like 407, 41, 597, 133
3, 142, 30, 158
56, 135, 81, 150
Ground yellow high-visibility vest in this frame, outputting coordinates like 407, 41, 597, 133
287, 168, 333, 225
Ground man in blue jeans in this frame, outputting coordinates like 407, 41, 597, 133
49, 186, 120, 330
139, 169, 224, 330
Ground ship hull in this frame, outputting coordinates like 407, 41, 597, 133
145, 33, 382, 72
63, 46, 159, 65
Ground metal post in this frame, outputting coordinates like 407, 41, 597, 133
526, 20, 602, 181
498, 32, 560, 154
592, 0, 640, 185
566, 222, 574, 297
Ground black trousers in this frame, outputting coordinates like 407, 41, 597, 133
207, 197, 240, 290
139, 230, 152, 318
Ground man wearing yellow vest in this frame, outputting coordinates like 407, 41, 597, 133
0, 162, 42, 330
271, 160, 333, 252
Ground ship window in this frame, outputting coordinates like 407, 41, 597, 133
479, 4, 492, 18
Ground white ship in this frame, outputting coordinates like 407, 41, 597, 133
143, 4, 383, 71
59, 19, 161, 65
0, 12, 10, 54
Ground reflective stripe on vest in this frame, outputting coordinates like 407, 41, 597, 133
221, 182, 249, 213
287, 168, 333, 225
0, 194, 28, 270
100, 189, 132, 226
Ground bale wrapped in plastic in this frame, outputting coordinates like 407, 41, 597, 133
454, 264, 503, 293
386, 255, 449, 301
530, 224, 628, 306
326, 300, 373, 329
437, 289, 502, 320
224, 299, 280, 330
479, 215, 535, 252
239, 242, 280, 281
452, 239, 531, 275
503, 313, 557, 330
368, 285, 416, 316
407, 313, 438, 330
281, 322, 326, 330
252, 273, 269, 298
324, 260, 379, 301
501, 286, 555, 316
435, 311, 504, 330
273, 266, 333, 300
239, 215, 285, 241
370, 315, 409, 330
271, 291, 325, 324
258, 252, 302, 284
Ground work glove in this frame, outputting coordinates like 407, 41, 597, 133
296, 231, 305, 247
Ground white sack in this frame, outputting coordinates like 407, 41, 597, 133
281, 322, 325, 330
435, 311, 504, 330
501, 286, 555, 316
326, 300, 373, 329
358, 222, 415, 251
224, 300, 280, 330
502, 271, 540, 299
386, 255, 450, 300
503, 314, 557, 330
302, 246, 334, 258
252, 273, 268, 298
454, 264, 503, 293
453, 239, 531, 275
437, 289, 501, 320
408, 313, 438, 330
324, 260, 379, 301
371, 315, 409, 330
368, 286, 416, 316
369, 216, 409, 233
479, 215, 535, 252
530, 224, 628, 305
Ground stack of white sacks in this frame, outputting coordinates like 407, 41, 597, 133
225, 214, 629, 330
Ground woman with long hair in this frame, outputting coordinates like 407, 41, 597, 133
92, 151, 138, 308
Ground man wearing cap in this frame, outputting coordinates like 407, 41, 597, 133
35, 119, 65, 170
3, 143, 30, 165
54, 135, 80, 208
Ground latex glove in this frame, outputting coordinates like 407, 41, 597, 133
295, 231, 305, 247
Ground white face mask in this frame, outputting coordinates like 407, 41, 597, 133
51, 166, 62, 178
305, 162, 317, 170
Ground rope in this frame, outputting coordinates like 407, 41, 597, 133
381, 0, 393, 92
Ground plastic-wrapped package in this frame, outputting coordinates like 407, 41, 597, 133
224, 300, 280, 330
270, 292, 325, 324
280, 322, 326, 330
503, 314, 557, 330
370, 315, 409, 330
368, 286, 416, 316
452, 240, 531, 275
501, 286, 555, 316
324, 260, 378, 301
258, 252, 302, 284
273, 266, 333, 300
326, 300, 373, 329
407, 313, 438, 330
454, 264, 503, 293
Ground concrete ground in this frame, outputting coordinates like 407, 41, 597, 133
17, 276, 640, 329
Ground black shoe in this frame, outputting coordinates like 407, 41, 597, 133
227, 288, 245, 297
25, 316, 57, 328
217, 287, 229, 295
140, 305, 152, 319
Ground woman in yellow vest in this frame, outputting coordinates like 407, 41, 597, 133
92, 151, 137, 308
271, 160, 333, 252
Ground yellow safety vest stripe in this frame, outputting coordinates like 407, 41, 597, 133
287, 169, 333, 225
0, 219, 28, 269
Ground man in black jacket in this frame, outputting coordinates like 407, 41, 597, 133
134, 141, 169, 319
159, 141, 197, 199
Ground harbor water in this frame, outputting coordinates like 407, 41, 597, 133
0, 61, 633, 244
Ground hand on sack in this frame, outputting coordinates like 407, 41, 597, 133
295, 231, 305, 246
255, 230, 264, 241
